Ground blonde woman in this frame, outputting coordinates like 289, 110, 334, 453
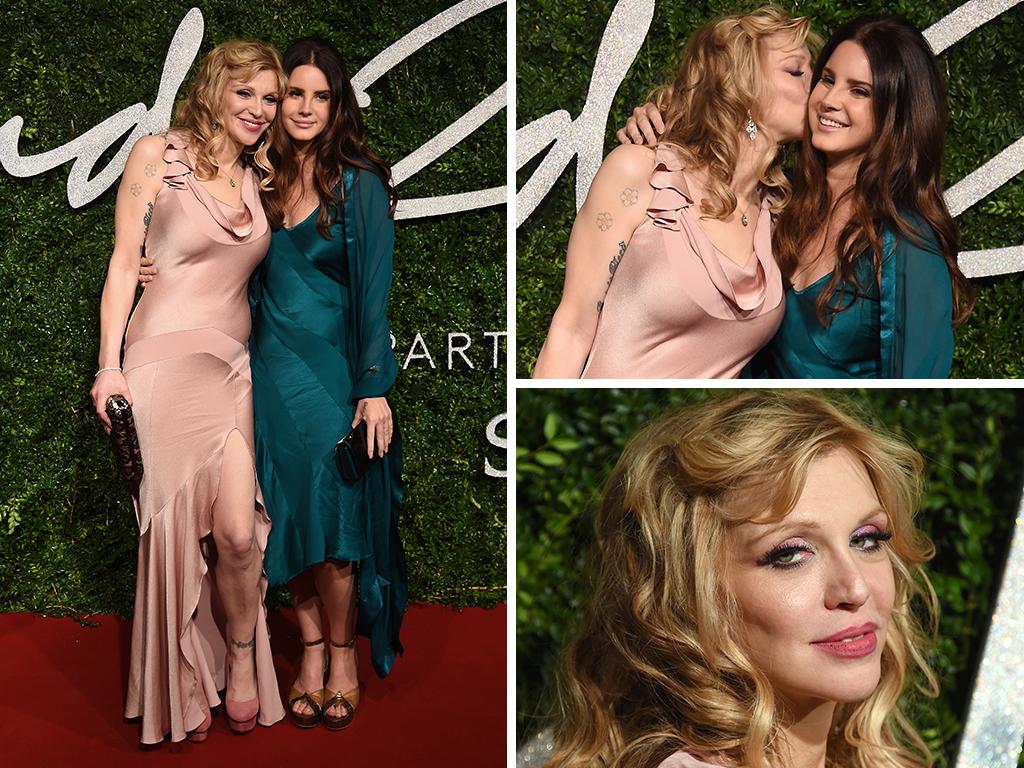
550, 390, 937, 768
533, 7, 819, 378
90, 41, 287, 743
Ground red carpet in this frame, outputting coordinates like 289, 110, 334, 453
0, 603, 504, 766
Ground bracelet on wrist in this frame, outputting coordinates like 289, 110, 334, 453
95, 367, 121, 377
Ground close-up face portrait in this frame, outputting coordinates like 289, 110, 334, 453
726, 448, 896, 710
516, 389, 1024, 768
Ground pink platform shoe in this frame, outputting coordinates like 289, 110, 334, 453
186, 709, 212, 743
225, 696, 259, 734
225, 642, 259, 735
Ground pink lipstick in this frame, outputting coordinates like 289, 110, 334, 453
810, 622, 877, 658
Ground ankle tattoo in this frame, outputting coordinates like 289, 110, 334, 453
231, 637, 256, 649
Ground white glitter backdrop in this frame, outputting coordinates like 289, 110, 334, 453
956, 503, 1024, 768
515, 0, 1024, 279
0, 1, 506, 220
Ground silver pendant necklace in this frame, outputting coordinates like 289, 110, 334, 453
219, 165, 239, 188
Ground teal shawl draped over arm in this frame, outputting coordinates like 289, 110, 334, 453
343, 166, 407, 677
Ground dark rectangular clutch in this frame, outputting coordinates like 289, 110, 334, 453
105, 394, 144, 482
334, 420, 372, 483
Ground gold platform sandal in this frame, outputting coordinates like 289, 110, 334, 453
322, 636, 360, 731
288, 637, 326, 728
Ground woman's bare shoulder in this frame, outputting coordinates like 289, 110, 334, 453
128, 134, 167, 162
599, 142, 658, 181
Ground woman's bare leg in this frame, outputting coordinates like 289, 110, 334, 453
211, 430, 260, 704
313, 559, 358, 717
289, 569, 326, 716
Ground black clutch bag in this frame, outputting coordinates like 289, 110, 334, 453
105, 394, 144, 482
334, 420, 372, 483
334, 408, 397, 483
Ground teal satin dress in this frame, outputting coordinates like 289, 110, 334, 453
749, 222, 954, 378
248, 166, 406, 677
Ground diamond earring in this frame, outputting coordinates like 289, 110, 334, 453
745, 111, 757, 143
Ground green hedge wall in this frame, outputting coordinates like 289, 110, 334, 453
0, 0, 506, 616
516, 388, 1024, 766
516, 0, 1024, 377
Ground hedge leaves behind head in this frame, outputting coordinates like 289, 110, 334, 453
516, 388, 1024, 767
516, 0, 1024, 377
0, 0, 506, 615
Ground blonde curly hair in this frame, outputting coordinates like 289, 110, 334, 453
174, 39, 286, 191
549, 390, 938, 768
652, 5, 821, 219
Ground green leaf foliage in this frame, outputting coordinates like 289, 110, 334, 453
516, 388, 1024, 767
516, 0, 1024, 377
0, 0, 506, 614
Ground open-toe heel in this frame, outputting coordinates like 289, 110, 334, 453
323, 636, 360, 731
288, 636, 327, 729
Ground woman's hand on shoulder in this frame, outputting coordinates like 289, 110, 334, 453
616, 102, 665, 145
353, 397, 393, 459
90, 370, 132, 433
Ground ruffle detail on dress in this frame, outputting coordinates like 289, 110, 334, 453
161, 133, 193, 190
160, 130, 261, 240
646, 143, 693, 231
648, 143, 782, 316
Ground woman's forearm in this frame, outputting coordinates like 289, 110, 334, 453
97, 260, 140, 370
533, 309, 597, 378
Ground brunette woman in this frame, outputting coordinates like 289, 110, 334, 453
90, 41, 287, 743
764, 15, 973, 377
249, 37, 405, 730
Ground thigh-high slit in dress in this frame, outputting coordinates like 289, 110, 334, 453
121, 131, 285, 744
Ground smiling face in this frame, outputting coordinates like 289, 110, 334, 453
757, 33, 812, 144
218, 69, 280, 147
282, 64, 332, 143
726, 448, 896, 711
808, 40, 876, 160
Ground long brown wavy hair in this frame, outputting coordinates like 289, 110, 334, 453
174, 40, 285, 191
549, 391, 939, 768
650, 6, 820, 218
262, 38, 396, 237
773, 16, 974, 326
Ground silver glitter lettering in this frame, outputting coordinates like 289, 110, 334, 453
0, 2, 506, 220
0, 8, 201, 208
516, 0, 655, 227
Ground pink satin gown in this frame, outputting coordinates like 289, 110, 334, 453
581, 143, 784, 379
121, 131, 285, 743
